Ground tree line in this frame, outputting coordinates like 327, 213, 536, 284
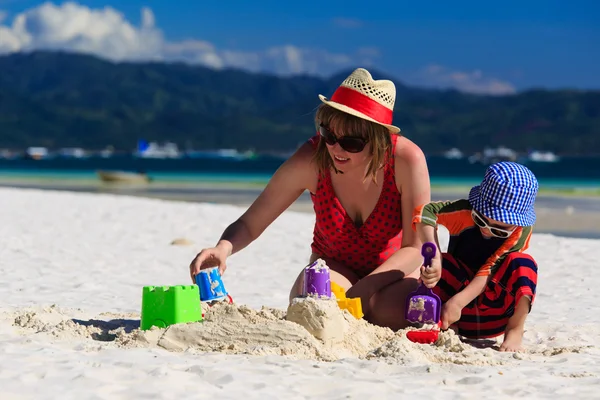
0, 51, 598, 155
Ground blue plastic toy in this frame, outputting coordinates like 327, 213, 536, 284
195, 267, 229, 301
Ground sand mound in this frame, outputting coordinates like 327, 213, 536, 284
365, 330, 507, 366
6, 300, 592, 365
129, 298, 397, 361
285, 296, 349, 342
9, 305, 139, 343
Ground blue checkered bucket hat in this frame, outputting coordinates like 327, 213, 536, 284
469, 162, 539, 227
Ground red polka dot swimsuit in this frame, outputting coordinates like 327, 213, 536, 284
309, 134, 403, 278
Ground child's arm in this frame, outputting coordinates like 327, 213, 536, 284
417, 223, 443, 287
450, 275, 489, 308
412, 198, 473, 243
413, 199, 474, 287
441, 274, 490, 329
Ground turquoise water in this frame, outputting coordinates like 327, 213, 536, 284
1, 168, 600, 190
0, 169, 273, 183
1, 153, 600, 189
3, 162, 600, 240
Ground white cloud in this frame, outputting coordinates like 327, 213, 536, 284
0, 9, 21, 52
0, 2, 372, 76
140, 7, 154, 29
414, 64, 516, 95
162, 39, 223, 68
0, 2, 163, 60
0, 2, 512, 93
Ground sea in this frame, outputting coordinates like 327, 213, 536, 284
2, 154, 600, 241
0, 153, 599, 188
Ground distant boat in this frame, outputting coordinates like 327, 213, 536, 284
134, 140, 181, 159
25, 146, 50, 160
443, 148, 464, 159
469, 146, 518, 165
96, 170, 152, 184
528, 151, 559, 163
185, 148, 256, 160
57, 147, 87, 158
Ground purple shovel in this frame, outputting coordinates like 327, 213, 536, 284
405, 242, 442, 325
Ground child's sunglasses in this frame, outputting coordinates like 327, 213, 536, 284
319, 124, 368, 153
471, 210, 515, 238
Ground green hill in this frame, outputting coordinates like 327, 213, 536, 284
0, 51, 598, 155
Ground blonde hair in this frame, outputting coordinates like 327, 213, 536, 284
313, 104, 395, 182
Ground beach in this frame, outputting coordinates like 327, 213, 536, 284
1, 186, 599, 399
3, 177, 600, 238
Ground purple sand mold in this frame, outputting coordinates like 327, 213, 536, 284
303, 261, 332, 297
405, 242, 442, 324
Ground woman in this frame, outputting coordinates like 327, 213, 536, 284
189, 68, 431, 330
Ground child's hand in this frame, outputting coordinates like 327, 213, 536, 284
441, 297, 462, 330
420, 257, 442, 288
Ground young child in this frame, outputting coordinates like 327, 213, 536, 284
412, 161, 539, 352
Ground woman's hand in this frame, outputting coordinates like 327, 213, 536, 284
345, 280, 375, 316
420, 256, 442, 288
189, 245, 229, 283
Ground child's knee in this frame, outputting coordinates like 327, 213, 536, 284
501, 253, 538, 287
505, 252, 537, 269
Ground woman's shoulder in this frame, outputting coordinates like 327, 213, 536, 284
284, 137, 319, 172
265, 138, 319, 193
390, 134, 430, 197
392, 135, 427, 169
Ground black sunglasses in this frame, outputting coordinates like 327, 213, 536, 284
319, 124, 368, 153
471, 210, 515, 238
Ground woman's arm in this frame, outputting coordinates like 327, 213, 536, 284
214, 142, 317, 257
357, 139, 431, 290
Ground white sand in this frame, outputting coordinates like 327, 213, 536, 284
0, 187, 599, 399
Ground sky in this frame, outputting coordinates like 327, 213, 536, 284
0, 0, 598, 94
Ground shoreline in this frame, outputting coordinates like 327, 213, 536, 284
2, 171, 600, 197
2, 174, 600, 197
3, 180, 600, 239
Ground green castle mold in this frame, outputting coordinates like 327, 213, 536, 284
141, 285, 203, 330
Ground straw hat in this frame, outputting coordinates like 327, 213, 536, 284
318, 68, 400, 133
